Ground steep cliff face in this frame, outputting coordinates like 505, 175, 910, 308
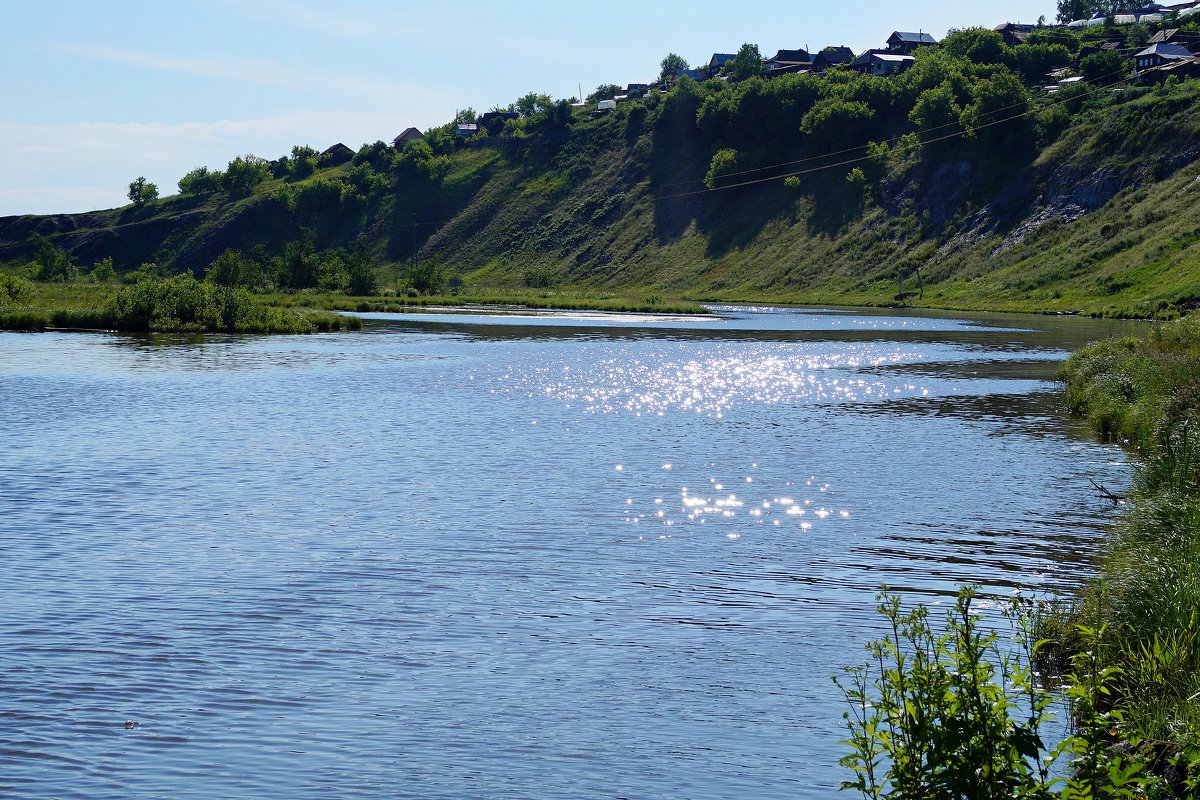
4, 80, 1200, 316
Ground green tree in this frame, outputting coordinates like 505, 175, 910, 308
1009, 42, 1072, 84
587, 84, 622, 103
960, 70, 1029, 140
206, 248, 256, 290
727, 42, 763, 82
1126, 22, 1151, 48
27, 233, 77, 282
909, 82, 961, 132
127, 176, 159, 205
941, 27, 1009, 65
454, 107, 477, 124
800, 98, 875, 149
90, 256, 116, 284
514, 92, 554, 117
223, 155, 270, 196
704, 148, 740, 189
279, 230, 319, 290
395, 139, 450, 182
660, 52, 689, 82
346, 239, 378, 296
289, 145, 318, 178
178, 166, 223, 195
352, 141, 398, 172
1080, 49, 1127, 85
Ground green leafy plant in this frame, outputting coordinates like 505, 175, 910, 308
837, 587, 1169, 798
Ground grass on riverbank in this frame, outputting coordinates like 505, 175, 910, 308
0, 274, 360, 334
265, 288, 708, 316
1048, 312, 1200, 780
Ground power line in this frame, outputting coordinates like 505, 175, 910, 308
654, 64, 1141, 201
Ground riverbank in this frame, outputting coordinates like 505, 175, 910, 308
1052, 313, 1200, 787
0, 274, 360, 334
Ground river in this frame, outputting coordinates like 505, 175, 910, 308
0, 305, 1142, 798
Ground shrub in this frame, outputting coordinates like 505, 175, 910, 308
839, 588, 1168, 798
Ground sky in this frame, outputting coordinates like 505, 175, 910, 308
1, 0, 1054, 217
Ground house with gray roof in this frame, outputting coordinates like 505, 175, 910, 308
850, 50, 916, 75
886, 31, 938, 54
392, 128, 424, 148
1134, 42, 1193, 71
813, 46, 855, 69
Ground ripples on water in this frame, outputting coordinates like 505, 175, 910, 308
0, 307, 1140, 799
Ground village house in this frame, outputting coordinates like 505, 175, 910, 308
707, 53, 736, 77
1134, 41, 1193, 71
392, 128, 424, 148
763, 48, 813, 75
993, 22, 1034, 47
1147, 27, 1190, 44
812, 46, 855, 70
673, 67, 707, 82
320, 143, 354, 166
454, 123, 479, 138
850, 49, 915, 75
886, 31, 938, 54
478, 110, 519, 133
1139, 54, 1200, 82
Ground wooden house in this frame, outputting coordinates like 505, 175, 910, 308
764, 48, 813, 75
813, 46, 855, 70
886, 31, 938, 54
392, 128, 424, 148
320, 143, 354, 166
993, 22, 1034, 47
1133, 42, 1193, 71
850, 50, 915, 75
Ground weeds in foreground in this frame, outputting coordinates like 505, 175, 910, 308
838, 587, 1191, 798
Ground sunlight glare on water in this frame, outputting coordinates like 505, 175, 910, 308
0, 306, 1144, 800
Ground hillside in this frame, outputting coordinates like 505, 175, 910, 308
5, 26, 1200, 318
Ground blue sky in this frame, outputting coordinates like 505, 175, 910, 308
1, 0, 1052, 216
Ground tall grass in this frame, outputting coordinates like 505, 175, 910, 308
1046, 312, 1200, 783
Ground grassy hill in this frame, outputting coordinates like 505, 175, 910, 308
5, 28, 1200, 319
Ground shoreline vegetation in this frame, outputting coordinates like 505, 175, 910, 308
839, 313, 1200, 797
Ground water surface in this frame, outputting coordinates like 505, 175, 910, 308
0, 306, 1142, 798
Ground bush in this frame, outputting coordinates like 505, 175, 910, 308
178, 166, 223, 195
839, 588, 1168, 798
0, 273, 33, 307
109, 271, 315, 333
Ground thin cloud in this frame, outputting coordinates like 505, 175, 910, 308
63, 45, 447, 106
0, 112, 447, 216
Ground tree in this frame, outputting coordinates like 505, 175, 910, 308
178, 166, 223, 195
90, 257, 117, 284
960, 70, 1030, 141
942, 27, 1008, 65
206, 248, 255, 290
1081, 49, 1127, 85
1057, 0, 1118, 23
223, 155, 270, 196
704, 148, 740, 189
514, 92, 554, 117
27, 233, 77, 282
910, 82, 962, 132
454, 107, 477, 124
800, 98, 875, 149
660, 53, 689, 82
587, 84, 622, 103
727, 43, 763, 82
1126, 22, 1151, 48
1009, 42, 1072, 84
289, 145, 319, 178
128, 176, 159, 205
